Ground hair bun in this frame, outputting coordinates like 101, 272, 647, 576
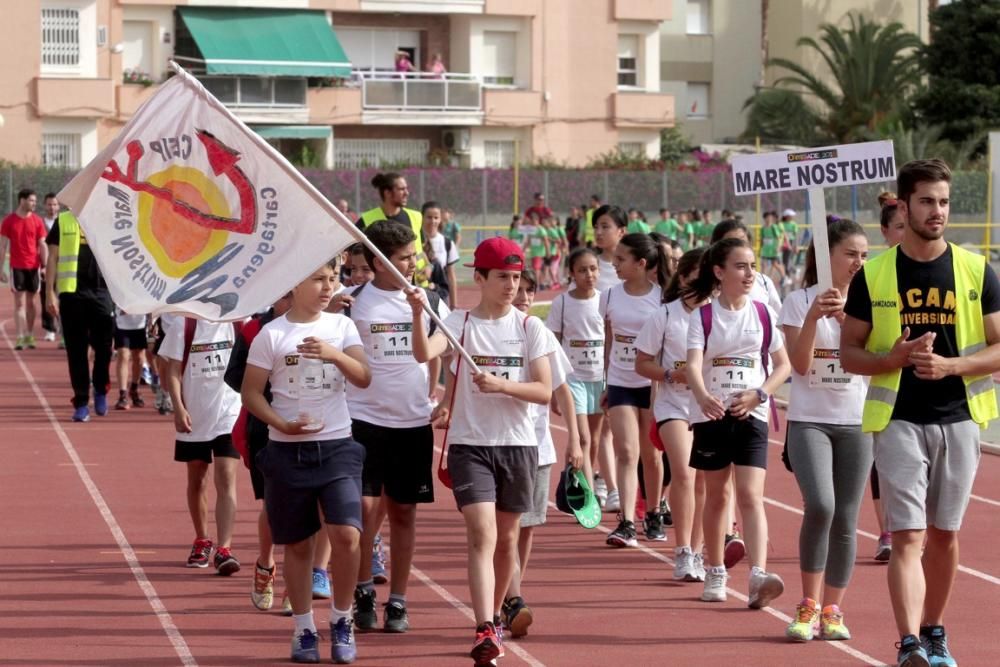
877, 191, 898, 207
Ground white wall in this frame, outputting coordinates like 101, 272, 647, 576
42, 118, 99, 165
617, 128, 660, 159
121, 5, 174, 83
462, 16, 531, 88
469, 126, 530, 168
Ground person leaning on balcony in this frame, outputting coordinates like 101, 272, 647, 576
395, 50, 415, 74
359, 172, 429, 287
427, 53, 446, 79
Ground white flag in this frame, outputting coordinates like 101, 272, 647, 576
58, 64, 362, 320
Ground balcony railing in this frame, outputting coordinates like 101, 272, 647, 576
199, 76, 307, 108
356, 71, 481, 112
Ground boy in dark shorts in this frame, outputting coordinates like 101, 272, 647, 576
409, 237, 554, 666
113, 308, 148, 410
242, 260, 372, 664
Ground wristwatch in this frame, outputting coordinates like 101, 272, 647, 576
663, 369, 673, 384
754, 387, 768, 404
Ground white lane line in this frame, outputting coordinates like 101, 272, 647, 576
1, 321, 198, 667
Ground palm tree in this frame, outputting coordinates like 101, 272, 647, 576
746, 13, 922, 144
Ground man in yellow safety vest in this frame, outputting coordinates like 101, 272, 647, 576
358, 172, 429, 287
841, 159, 1000, 667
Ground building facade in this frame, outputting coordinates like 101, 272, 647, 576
0, 0, 674, 171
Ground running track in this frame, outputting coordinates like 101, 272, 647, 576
2, 289, 999, 667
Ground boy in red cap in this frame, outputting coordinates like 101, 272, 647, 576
408, 236, 554, 667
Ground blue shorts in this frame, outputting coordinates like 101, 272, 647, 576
568, 379, 604, 415
256, 438, 365, 545
607, 384, 651, 410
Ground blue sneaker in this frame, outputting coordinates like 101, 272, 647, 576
141, 365, 154, 385
312, 568, 331, 599
897, 634, 930, 667
330, 617, 357, 664
372, 533, 388, 584
72, 406, 90, 422
290, 628, 320, 663
921, 626, 957, 666
94, 394, 108, 416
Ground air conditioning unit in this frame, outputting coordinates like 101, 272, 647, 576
442, 128, 471, 154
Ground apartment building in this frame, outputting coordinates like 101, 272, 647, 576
0, 0, 674, 171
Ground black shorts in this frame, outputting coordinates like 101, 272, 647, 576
448, 444, 537, 513
249, 436, 268, 501
870, 464, 880, 500
174, 434, 240, 464
690, 415, 769, 471
607, 385, 651, 409
11, 268, 39, 293
256, 438, 365, 544
352, 419, 434, 505
114, 328, 147, 350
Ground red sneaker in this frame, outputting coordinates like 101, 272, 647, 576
186, 538, 213, 568
471, 621, 503, 665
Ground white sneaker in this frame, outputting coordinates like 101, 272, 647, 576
692, 552, 706, 582
604, 489, 621, 512
43, 331, 56, 342
748, 570, 784, 609
701, 567, 728, 602
673, 547, 697, 582
594, 475, 608, 506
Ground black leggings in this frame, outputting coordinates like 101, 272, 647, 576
638, 451, 672, 500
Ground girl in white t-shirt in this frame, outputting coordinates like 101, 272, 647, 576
547, 247, 604, 487
635, 247, 708, 582
778, 219, 872, 643
242, 260, 372, 664
684, 238, 791, 609
712, 219, 783, 311
600, 232, 671, 548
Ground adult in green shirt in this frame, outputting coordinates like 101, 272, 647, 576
759, 210, 786, 284
780, 208, 798, 275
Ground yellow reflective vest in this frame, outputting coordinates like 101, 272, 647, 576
359, 206, 429, 287
56, 211, 82, 295
861, 243, 997, 432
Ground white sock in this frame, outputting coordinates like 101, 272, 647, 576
293, 611, 316, 636
750, 565, 766, 579
330, 606, 352, 624
674, 545, 692, 556
708, 565, 726, 575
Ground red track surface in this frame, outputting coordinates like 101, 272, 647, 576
2, 288, 999, 667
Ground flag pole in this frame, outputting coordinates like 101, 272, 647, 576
164, 62, 480, 373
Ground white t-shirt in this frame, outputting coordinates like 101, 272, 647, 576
427, 233, 459, 270
115, 307, 146, 331
596, 256, 620, 292
600, 282, 662, 388
347, 284, 451, 428
247, 312, 362, 442
778, 287, 866, 425
686, 299, 783, 424
636, 299, 694, 422
158, 313, 183, 338
532, 331, 572, 467
159, 320, 241, 442
443, 308, 556, 448
545, 291, 604, 382
750, 272, 782, 312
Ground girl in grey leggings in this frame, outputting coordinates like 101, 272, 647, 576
776, 219, 872, 642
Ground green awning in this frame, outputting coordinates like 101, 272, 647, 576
253, 125, 332, 140
178, 8, 352, 77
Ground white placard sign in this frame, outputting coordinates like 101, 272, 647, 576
731, 140, 896, 291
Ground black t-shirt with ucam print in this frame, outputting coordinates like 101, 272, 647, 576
844, 245, 1000, 424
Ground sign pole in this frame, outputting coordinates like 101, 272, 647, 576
807, 188, 832, 292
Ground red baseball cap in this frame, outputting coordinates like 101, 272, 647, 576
464, 236, 525, 271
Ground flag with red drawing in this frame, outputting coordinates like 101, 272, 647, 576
58, 62, 362, 321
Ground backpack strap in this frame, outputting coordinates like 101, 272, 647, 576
340, 283, 367, 319
181, 317, 197, 371
751, 300, 780, 431
699, 303, 713, 350
438, 311, 470, 486
422, 286, 441, 336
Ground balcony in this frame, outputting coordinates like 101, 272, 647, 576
482, 88, 543, 126
359, 0, 484, 13
356, 71, 484, 125
35, 77, 114, 118
614, 0, 672, 21
117, 83, 158, 119
613, 91, 674, 128
198, 76, 309, 124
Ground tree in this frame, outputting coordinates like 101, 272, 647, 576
744, 13, 922, 144
913, 0, 1000, 146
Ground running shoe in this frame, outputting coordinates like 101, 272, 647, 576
14, 337, 24, 351
154, 386, 165, 413
281, 591, 293, 616
353, 587, 377, 631
130, 388, 145, 408
820, 604, 851, 641
672, 546, 699, 582
692, 552, 706, 582
896, 634, 930, 667
604, 489, 621, 512
643, 511, 667, 542
251, 560, 275, 611
921, 625, 957, 666
94, 393, 108, 417
383, 601, 409, 634
43, 331, 56, 342
26, 335, 37, 349
724, 533, 746, 569
115, 391, 130, 411
875, 532, 892, 562
606, 515, 638, 548
312, 568, 331, 599
213, 547, 240, 576
785, 598, 820, 641
186, 538, 213, 568
291, 628, 321, 664
701, 567, 728, 602
372, 533, 388, 585
471, 621, 503, 665
501, 595, 533, 638
72, 405, 90, 423
330, 617, 357, 664
162, 394, 174, 414
593, 474, 608, 507
141, 365, 154, 385
748, 570, 784, 609
658, 499, 673, 527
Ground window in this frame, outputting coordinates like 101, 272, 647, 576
338, 28, 421, 72
618, 142, 645, 157
617, 35, 639, 88
686, 82, 710, 118
333, 139, 429, 169
42, 133, 81, 168
484, 140, 515, 168
42, 8, 80, 68
686, 0, 711, 35
482, 32, 516, 86
122, 20, 153, 75
199, 77, 306, 107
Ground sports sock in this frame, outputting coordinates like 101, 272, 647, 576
388, 593, 406, 606
293, 611, 316, 635
708, 565, 726, 575
356, 578, 375, 593
330, 606, 352, 624
750, 565, 766, 579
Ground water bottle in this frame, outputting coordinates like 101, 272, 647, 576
297, 356, 326, 430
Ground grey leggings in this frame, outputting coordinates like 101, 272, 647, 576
787, 421, 873, 588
